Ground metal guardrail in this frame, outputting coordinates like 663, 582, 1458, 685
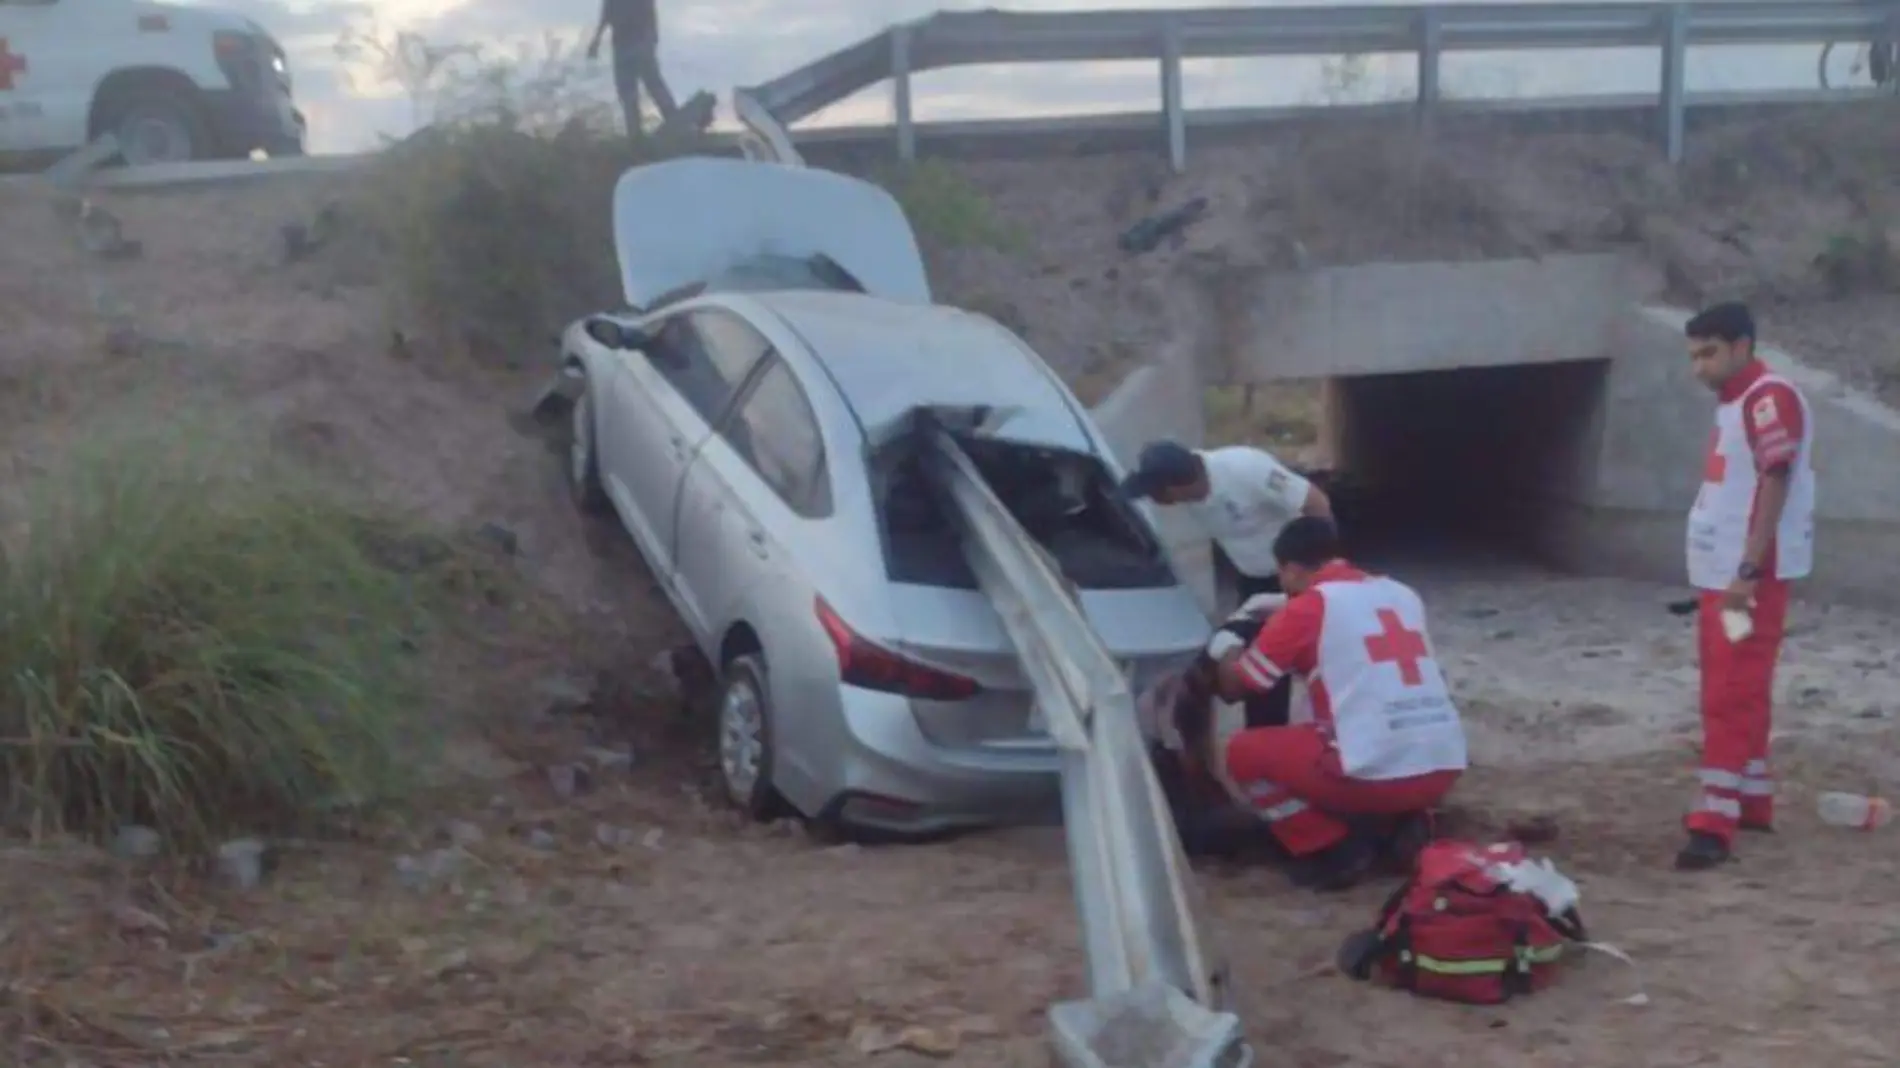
921, 420, 1246, 1066
735, 1, 1900, 167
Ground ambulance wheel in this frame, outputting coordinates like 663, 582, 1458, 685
110, 92, 210, 165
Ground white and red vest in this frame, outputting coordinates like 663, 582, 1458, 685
1685, 373, 1816, 591
1311, 576, 1468, 781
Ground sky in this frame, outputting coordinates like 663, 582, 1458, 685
177, 0, 1864, 154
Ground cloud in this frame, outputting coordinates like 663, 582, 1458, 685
175, 0, 367, 40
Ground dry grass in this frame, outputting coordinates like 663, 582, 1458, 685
344, 32, 718, 366
1203, 381, 1323, 453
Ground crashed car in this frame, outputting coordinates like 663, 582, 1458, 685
536, 157, 1211, 839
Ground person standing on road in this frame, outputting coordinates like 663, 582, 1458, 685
1120, 439, 1336, 728
588, 0, 678, 139
1677, 300, 1816, 872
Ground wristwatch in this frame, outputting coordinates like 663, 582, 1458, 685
1736, 561, 1764, 581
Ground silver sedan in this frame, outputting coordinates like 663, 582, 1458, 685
550, 157, 1211, 839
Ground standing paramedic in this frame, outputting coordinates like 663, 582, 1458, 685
1121, 440, 1335, 729
1179, 516, 1468, 891
1677, 301, 1816, 872
587, 0, 678, 138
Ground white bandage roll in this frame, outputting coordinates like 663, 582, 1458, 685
1237, 592, 1288, 618
1204, 629, 1246, 659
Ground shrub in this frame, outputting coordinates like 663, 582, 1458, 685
872, 159, 1024, 254
345, 29, 717, 364
0, 422, 444, 849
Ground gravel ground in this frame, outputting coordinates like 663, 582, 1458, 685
3, 133, 1898, 1066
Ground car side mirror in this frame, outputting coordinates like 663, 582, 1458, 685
585, 317, 651, 352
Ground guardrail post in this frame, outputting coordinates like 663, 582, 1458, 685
1415, 8, 1443, 132
1658, 3, 1688, 162
891, 25, 916, 162
1160, 22, 1185, 172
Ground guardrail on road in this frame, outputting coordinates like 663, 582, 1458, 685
734, 1, 1900, 169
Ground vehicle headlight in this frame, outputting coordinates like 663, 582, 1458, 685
271, 54, 285, 73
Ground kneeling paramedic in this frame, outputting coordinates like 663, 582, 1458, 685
1182, 517, 1469, 890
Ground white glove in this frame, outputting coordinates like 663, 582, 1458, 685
1204, 629, 1246, 659
1493, 857, 1580, 916
1236, 592, 1288, 619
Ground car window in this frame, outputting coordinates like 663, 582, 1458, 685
644, 311, 758, 424
725, 357, 831, 518
689, 309, 772, 388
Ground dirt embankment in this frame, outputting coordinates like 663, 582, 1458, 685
868, 104, 1900, 412
0, 113, 1896, 1067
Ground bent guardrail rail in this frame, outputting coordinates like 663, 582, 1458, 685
733, 88, 805, 167
736, 1, 1900, 166
921, 420, 1248, 1067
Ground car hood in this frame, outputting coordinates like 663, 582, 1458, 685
612, 156, 932, 311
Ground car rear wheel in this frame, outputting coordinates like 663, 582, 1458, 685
717, 654, 789, 820
568, 376, 611, 516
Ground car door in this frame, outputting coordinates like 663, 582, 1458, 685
663, 309, 778, 629
673, 347, 833, 646
595, 308, 754, 633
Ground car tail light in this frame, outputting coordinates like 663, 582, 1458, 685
814, 596, 979, 701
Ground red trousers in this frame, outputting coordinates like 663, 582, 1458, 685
1686, 578, 1789, 843
1224, 724, 1460, 856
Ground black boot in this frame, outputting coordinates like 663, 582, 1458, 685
1380, 812, 1435, 874
1674, 831, 1732, 871
1290, 834, 1377, 892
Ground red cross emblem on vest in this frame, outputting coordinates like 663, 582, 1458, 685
1364, 608, 1429, 687
1701, 426, 1726, 484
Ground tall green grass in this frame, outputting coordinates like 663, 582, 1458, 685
0, 424, 442, 850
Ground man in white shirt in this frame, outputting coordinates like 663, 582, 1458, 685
1120, 439, 1335, 601
1121, 440, 1336, 728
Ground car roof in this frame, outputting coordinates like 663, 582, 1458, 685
744, 290, 1094, 452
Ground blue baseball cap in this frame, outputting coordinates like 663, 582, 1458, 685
1118, 440, 1200, 500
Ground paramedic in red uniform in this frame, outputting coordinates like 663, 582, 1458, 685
1196, 516, 1468, 891
1677, 301, 1816, 872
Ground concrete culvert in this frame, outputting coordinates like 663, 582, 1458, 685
1322, 360, 1611, 570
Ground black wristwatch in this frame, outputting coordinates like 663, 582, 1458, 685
1736, 561, 1764, 581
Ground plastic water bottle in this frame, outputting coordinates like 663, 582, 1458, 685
1816, 792, 1893, 830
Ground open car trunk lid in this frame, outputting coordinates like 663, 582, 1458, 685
612, 157, 933, 311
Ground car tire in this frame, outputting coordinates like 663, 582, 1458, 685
110, 91, 210, 166
716, 653, 789, 821
568, 375, 612, 517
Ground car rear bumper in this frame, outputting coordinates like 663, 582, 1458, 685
821, 686, 1063, 838
201, 87, 305, 157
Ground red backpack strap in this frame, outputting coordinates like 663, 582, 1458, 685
1338, 870, 1426, 981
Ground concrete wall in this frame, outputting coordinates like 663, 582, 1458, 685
1088, 345, 1219, 619
1223, 253, 1637, 382
1543, 304, 1900, 609
1092, 256, 1900, 612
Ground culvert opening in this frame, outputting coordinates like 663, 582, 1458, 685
1319, 360, 1611, 569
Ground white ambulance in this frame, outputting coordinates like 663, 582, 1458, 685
0, 0, 304, 166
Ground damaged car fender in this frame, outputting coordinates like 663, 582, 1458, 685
528, 315, 653, 425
